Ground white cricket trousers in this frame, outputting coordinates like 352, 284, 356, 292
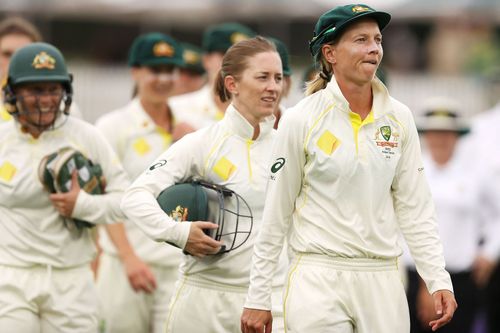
96, 253, 179, 333
165, 275, 285, 333
0, 263, 98, 333
283, 254, 409, 333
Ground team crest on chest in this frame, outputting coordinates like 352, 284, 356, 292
374, 125, 399, 160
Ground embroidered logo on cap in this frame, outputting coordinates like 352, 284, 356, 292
153, 42, 174, 57
183, 49, 200, 64
32, 51, 56, 70
230, 32, 251, 45
352, 5, 371, 13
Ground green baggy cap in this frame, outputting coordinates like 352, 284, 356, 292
309, 4, 391, 58
128, 32, 184, 67
202, 23, 256, 53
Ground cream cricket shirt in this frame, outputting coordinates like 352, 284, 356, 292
95, 98, 182, 266
0, 117, 129, 268
245, 78, 453, 310
122, 105, 286, 288
169, 84, 224, 130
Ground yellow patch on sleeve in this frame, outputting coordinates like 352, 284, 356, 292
0, 161, 17, 182
133, 138, 151, 156
213, 157, 236, 181
317, 130, 341, 155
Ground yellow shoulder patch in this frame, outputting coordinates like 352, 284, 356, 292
0, 106, 12, 121
133, 138, 151, 156
317, 130, 341, 155
0, 161, 17, 182
213, 157, 236, 181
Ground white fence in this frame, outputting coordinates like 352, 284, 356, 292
70, 62, 491, 124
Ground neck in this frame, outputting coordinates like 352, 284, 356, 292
21, 124, 43, 139
139, 97, 171, 127
336, 77, 373, 120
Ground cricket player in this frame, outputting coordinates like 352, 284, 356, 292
121, 36, 287, 333
95, 32, 186, 333
0, 42, 129, 332
241, 4, 456, 333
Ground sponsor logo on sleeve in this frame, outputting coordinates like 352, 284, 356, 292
270, 157, 285, 180
149, 159, 167, 171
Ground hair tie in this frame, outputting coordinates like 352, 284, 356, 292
319, 71, 331, 82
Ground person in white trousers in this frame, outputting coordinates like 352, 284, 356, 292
0, 42, 128, 332
121, 36, 288, 333
95, 32, 187, 333
241, 4, 457, 333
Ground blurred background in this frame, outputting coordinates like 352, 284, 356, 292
1, 0, 498, 122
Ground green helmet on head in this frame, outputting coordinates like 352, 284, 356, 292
2, 42, 73, 130
7, 42, 72, 89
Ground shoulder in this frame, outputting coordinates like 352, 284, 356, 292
95, 103, 134, 129
0, 121, 14, 141
170, 88, 206, 109
279, 90, 331, 132
65, 117, 109, 143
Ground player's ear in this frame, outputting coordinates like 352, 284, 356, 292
224, 75, 238, 95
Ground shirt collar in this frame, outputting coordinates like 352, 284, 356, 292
325, 76, 393, 119
223, 104, 275, 140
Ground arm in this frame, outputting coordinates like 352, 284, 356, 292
69, 126, 130, 224
242, 110, 306, 332
120, 132, 221, 255
104, 223, 157, 293
392, 109, 456, 330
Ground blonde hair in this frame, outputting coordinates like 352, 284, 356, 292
214, 36, 277, 103
305, 52, 334, 96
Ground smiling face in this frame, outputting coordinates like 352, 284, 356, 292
15, 82, 65, 133
327, 18, 383, 86
229, 51, 283, 126
132, 64, 179, 103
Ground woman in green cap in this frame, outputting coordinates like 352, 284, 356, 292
94, 32, 188, 333
241, 4, 457, 333
0, 42, 129, 332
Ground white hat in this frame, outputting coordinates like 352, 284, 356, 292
417, 96, 470, 135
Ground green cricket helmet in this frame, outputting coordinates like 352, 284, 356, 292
157, 180, 253, 255
7, 42, 72, 87
2, 42, 73, 127
38, 147, 106, 231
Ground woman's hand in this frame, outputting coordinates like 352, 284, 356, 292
241, 308, 273, 333
184, 222, 223, 257
49, 170, 80, 217
428, 290, 457, 331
